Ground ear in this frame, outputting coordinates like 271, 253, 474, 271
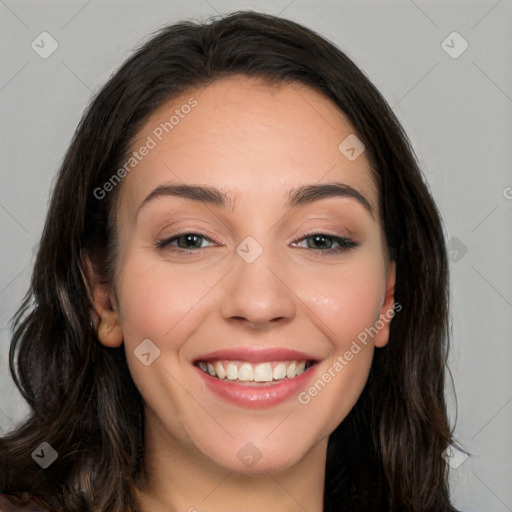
83, 253, 123, 348
374, 260, 397, 348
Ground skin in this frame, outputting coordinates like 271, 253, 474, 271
88, 75, 396, 512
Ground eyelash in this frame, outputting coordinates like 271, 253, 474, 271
155, 230, 358, 257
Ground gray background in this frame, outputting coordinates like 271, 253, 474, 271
1, 0, 511, 510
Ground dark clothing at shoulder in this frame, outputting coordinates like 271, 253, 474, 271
0, 493, 50, 512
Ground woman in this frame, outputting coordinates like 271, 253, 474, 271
0, 11, 457, 512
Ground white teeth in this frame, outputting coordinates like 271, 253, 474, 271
226, 362, 238, 381
198, 359, 312, 382
254, 363, 273, 382
296, 361, 306, 376
286, 361, 296, 379
238, 363, 254, 382
273, 362, 287, 380
214, 361, 226, 380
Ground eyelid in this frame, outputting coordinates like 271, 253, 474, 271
292, 228, 357, 243
158, 226, 219, 243
294, 228, 348, 240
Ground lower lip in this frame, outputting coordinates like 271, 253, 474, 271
195, 364, 318, 409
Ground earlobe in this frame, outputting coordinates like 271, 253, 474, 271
97, 313, 124, 348
374, 260, 397, 348
82, 253, 124, 348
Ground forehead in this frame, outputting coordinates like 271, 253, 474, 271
119, 75, 378, 218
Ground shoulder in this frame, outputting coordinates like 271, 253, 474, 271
0, 494, 50, 512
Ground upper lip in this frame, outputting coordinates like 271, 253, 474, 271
193, 347, 320, 364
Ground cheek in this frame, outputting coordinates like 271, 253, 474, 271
113, 255, 205, 393
291, 254, 386, 430
114, 254, 217, 439
299, 256, 386, 351
115, 254, 213, 342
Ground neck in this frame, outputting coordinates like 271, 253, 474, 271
132, 408, 327, 512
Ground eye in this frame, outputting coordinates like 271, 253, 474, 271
155, 231, 358, 257
292, 232, 358, 254
156, 232, 216, 252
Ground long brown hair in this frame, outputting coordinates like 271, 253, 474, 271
0, 11, 457, 511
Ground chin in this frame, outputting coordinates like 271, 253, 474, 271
200, 433, 321, 476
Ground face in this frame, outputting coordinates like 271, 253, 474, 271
94, 75, 395, 476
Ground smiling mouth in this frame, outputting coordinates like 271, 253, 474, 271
195, 359, 316, 385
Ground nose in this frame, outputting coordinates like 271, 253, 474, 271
220, 242, 296, 329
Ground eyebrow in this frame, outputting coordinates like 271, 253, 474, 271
136, 182, 374, 218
